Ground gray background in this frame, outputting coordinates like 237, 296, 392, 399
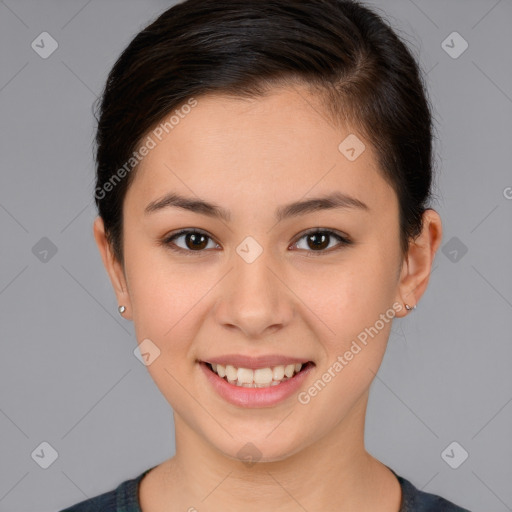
0, 0, 511, 511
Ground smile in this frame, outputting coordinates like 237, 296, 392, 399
200, 358, 314, 407
206, 362, 311, 388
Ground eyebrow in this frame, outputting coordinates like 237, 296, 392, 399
144, 191, 369, 222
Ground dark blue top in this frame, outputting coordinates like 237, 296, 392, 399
59, 465, 471, 511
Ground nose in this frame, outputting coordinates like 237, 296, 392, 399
213, 245, 294, 340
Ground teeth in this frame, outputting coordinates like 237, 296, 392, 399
225, 365, 237, 381
284, 364, 295, 378
208, 362, 305, 388
237, 367, 254, 384
272, 365, 285, 380
254, 368, 273, 385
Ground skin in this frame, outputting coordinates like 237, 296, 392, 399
94, 84, 442, 512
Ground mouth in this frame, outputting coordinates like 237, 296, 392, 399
203, 361, 314, 388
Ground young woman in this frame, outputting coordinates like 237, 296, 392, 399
61, 0, 471, 510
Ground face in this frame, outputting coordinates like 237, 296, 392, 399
95, 85, 435, 463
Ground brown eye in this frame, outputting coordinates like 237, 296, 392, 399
306, 232, 330, 250
182, 232, 209, 250
292, 229, 352, 255
163, 229, 219, 255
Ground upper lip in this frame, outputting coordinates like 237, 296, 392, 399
202, 354, 312, 369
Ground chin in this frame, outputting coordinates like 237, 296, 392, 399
211, 430, 310, 466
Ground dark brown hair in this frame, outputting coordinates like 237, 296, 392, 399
94, 0, 438, 264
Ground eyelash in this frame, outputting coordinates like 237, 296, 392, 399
161, 228, 352, 257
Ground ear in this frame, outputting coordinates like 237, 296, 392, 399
93, 216, 133, 320
394, 209, 443, 318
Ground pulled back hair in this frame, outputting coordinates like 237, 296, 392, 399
94, 0, 438, 265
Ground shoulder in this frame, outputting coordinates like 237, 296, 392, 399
58, 487, 117, 512
396, 473, 472, 512
58, 466, 155, 512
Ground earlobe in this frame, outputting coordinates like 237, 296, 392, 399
92, 216, 132, 319
395, 209, 443, 317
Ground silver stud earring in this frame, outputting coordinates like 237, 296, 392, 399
404, 303, 416, 311
118, 305, 126, 315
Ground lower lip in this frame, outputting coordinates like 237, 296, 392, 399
199, 362, 313, 408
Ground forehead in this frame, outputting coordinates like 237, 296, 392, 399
127, 86, 396, 217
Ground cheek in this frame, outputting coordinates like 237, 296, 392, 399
299, 245, 395, 331
300, 246, 399, 388
124, 239, 198, 330
124, 250, 205, 409
297, 288, 397, 423
123, 249, 200, 375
